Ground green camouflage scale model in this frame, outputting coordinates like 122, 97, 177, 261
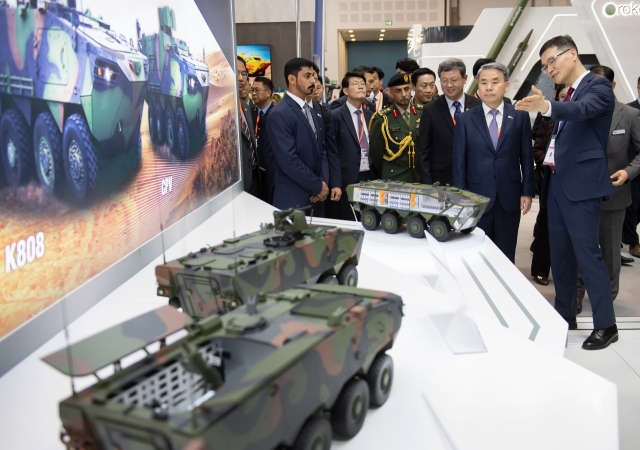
43, 285, 404, 450
0, 0, 148, 205
138, 7, 210, 159
156, 208, 365, 320
347, 180, 489, 242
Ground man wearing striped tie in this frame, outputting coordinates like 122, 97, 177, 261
452, 62, 534, 263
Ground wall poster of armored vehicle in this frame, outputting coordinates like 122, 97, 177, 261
139, 6, 210, 159
347, 180, 489, 242
156, 208, 365, 319
0, 0, 241, 348
44, 284, 403, 450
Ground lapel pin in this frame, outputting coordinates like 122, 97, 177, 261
317, 113, 321, 117
508, 115, 513, 119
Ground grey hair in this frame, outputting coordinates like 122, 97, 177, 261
476, 62, 510, 82
437, 58, 467, 77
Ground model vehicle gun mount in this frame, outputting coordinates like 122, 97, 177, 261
138, 7, 210, 159
347, 180, 489, 241
156, 208, 365, 319
0, 0, 148, 205
43, 285, 403, 450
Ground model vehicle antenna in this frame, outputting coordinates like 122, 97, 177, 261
160, 224, 167, 264
309, 206, 314, 226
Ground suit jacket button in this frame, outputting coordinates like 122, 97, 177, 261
494, 155, 497, 160
391, 169, 394, 172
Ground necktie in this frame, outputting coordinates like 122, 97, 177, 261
452, 100, 462, 121
488, 109, 499, 150
240, 108, 257, 169
355, 110, 371, 169
565, 87, 575, 102
403, 110, 410, 125
303, 103, 317, 136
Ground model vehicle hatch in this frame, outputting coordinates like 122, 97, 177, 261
42, 306, 190, 376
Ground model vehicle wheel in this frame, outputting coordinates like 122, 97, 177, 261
1, 109, 32, 187
133, 131, 142, 171
33, 111, 64, 195
461, 226, 476, 234
175, 107, 191, 159
147, 101, 157, 143
381, 211, 400, 234
165, 106, 176, 154
361, 209, 380, 231
407, 215, 426, 239
366, 353, 394, 407
429, 219, 450, 242
318, 274, 339, 285
337, 264, 358, 286
331, 377, 370, 438
63, 114, 98, 206
291, 416, 331, 450
155, 103, 164, 144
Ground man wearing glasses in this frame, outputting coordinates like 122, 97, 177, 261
517, 35, 617, 350
251, 76, 275, 202
418, 58, 481, 186
237, 56, 262, 198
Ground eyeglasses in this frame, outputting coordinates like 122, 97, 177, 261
251, 88, 268, 93
349, 82, 366, 87
440, 78, 462, 86
541, 48, 571, 73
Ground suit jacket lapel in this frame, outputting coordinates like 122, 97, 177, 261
286, 95, 318, 146
609, 102, 624, 137
341, 106, 359, 146
496, 103, 515, 153
470, 106, 495, 152
437, 96, 455, 133
310, 103, 323, 148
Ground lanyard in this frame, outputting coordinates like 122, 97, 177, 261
254, 113, 260, 136
357, 110, 366, 142
376, 93, 383, 111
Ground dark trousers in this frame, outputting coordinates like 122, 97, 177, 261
577, 208, 626, 301
622, 176, 640, 246
326, 170, 372, 221
531, 208, 551, 278
548, 175, 615, 328
477, 198, 521, 263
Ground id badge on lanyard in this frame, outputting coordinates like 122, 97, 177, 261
543, 134, 557, 167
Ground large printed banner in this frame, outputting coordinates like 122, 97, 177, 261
0, 0, 240, 339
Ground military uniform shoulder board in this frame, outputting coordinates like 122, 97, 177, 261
414, 103, 424, 110
379, 106, 392, 115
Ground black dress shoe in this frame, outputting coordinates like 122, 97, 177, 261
621, 255, 634, 265
565, 316, 577, 330
533, 275, 549, 286
582, 325, 618, 350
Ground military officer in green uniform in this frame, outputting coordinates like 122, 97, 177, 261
369, 73, 423, 182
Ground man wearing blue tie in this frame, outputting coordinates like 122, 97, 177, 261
267, 58, 330, 215
517, 35, 617, 350
452, 62, 534, 263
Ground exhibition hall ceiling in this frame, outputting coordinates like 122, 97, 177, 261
339, 28, 409, 41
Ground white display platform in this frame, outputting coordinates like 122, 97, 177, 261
0, 194, 618, 449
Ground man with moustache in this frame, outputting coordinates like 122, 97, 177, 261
369, 73, 422, 182
411, 67, 437, 106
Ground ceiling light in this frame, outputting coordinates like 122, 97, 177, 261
381, 29, 386, 32
380, 33, 384, 36
350, 34, 354, 37
348, 30, 353, 32
351, 38, 356, 41
379, 38, 383, 40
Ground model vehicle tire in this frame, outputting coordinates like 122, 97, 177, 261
361, 209, 380, 231
407, 215, 426, 239
381, 211, 400, 234
175, 107, 191, 159
461, 226, 476, 234
148, 101, 157, 143
33, 111, 64, 195
1, 108, 33, 187
155, 103, 164, 144
366, 353, 394, 407
318, 274, 339, 285
337, 264, 358, 287
291, 416, 331, 450
63, 114, 98, 206
165, 106, 176, 154
429, 219, 450, 242
133, 130, 142, 171
331, 377, 370, 438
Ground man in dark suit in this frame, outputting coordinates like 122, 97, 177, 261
251, 76, 275, 203
576, 66, 640, 306
472, 58, 512, 104
330, 71, 374, 220
237, 56, 261, 198
623, 76, 640, 257
453, 63, 534, 262
418, 58, 482, 186
365, 67, 391, 111
411, 68, 437, 107
266, 58, 330, 215
517, 35, 617, 350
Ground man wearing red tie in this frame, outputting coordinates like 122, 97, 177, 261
452, 62, 534, 263
517, 35, 617, 350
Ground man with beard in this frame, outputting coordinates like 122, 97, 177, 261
369, 73, 422, 182
267, 58, 330, 216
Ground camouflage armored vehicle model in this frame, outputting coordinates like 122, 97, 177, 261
156, 208, 364, 319
138, 7, 210, 159
347, 180, 489, 242
44, 284, 404, 450
0, 0, 148, 205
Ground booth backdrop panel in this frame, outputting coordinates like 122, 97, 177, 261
347, 40, 409, 88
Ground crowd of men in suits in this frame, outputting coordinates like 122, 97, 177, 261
236, 34, 640, 351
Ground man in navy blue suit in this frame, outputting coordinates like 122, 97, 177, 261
452, 62, 534, 263
517, 35, 617, 350
267, 58, 330, 215
330, 71, 374, 220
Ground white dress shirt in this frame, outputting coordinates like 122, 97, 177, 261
542, 69, 590, 117
482, 101, 505, 130
346, 101, 369, 140
445, 94, 465, 119
287, 91, 306, 109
